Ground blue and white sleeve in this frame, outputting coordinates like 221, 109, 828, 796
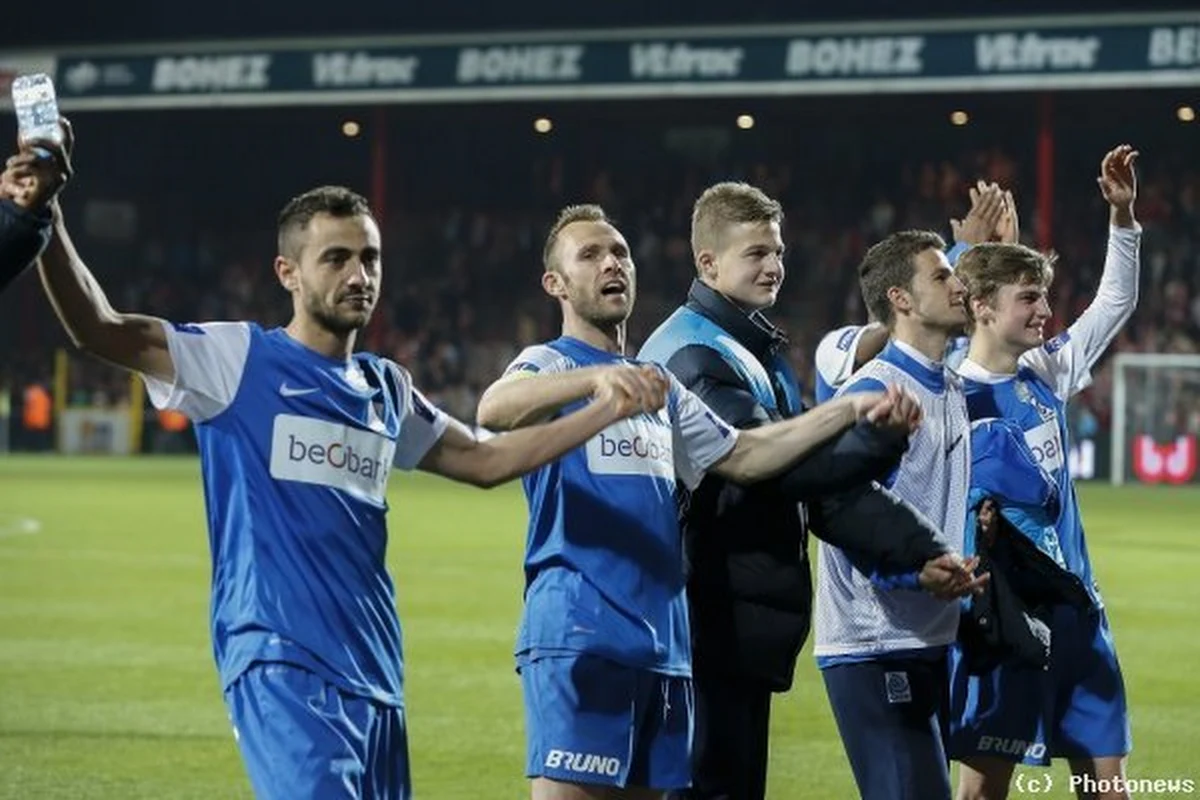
142, 321, 250, 422
1020, 225, 1141, 401
815, 324, 882, 402
668, 375, 739, 490
501, 344, 570, 379
945, 241, 971, 267
389, 363, 451, 471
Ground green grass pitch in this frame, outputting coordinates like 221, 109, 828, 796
0, 456, 1196, 798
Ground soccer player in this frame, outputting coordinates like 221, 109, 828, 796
6, 140, 669, 800
476, 204, 980, 800
636, 181, 984, 800
949, 145, 1141, 800
814, 181, 1015, 402
0, 120, 71, 292
814, 227, 989, 800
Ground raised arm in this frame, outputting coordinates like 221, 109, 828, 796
0, 124, 70, 293
39, 209, 174, 381
422, 372, 664, 488
1021, 145, 1140, 397
3, 133, 174, 382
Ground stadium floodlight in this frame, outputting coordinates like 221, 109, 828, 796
1111, 352, 1200, 486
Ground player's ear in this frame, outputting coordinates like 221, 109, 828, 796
275, 255, 299, 293
971, 295, 992, 325
542, 269, 566, 299
696, 250, 718, 283
886, 285, 912, 315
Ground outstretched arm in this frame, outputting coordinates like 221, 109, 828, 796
478, 366, 603, 429
479, 353, 664, 431
670, 346, 916, 495
421, 376, 663, 488
708, 389, 907, 484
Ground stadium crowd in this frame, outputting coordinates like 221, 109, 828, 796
2, 110, 1198, 433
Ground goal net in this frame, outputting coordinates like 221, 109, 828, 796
1111, 353, 1200, 486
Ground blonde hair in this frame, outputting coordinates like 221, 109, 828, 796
690, 182, 783, 258
542, 204, 611, 272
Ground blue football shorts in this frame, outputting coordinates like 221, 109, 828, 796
519, 653, 693, 790
224, 662, 411, 800
948, 605, 1131, 766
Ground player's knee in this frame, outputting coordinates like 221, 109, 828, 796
956, 757, 1016, 800
1068, 756, 1131, 800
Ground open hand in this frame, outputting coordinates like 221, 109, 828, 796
1097, 144, 1138, 211
950, 181, 1005, 246
995, 190, 1019, 244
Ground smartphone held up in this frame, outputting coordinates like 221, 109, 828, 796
11, 73, 62, 154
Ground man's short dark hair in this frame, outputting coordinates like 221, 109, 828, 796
859, 230, 946, 327
277, 186, 373, 260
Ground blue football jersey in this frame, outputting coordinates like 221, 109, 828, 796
143, 322, 448, 706
961, 357, 1099, 604
958, 225, 1142, 608
502, 336, 737, 676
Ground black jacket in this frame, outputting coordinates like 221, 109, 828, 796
957, 505, 1093, 675
664, 280, 947, 690
0, 199, 52, 294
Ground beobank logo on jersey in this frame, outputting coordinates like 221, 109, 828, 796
270, 414, 396, 503
586, 415, 675, 480
1024, 418, 1065, 474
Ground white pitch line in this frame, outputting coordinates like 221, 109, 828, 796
0, 516, 41, 538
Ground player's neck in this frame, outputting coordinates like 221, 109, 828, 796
285, 318, 356, 361
562, 316, 625, 355
966, 336, 1020, 375
892, 319, 950, 364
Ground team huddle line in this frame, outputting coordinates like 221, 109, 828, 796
0, 122, 1140, 800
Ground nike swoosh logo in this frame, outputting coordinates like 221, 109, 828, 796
946, 433, 964, 454
279, 383, 319, 397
